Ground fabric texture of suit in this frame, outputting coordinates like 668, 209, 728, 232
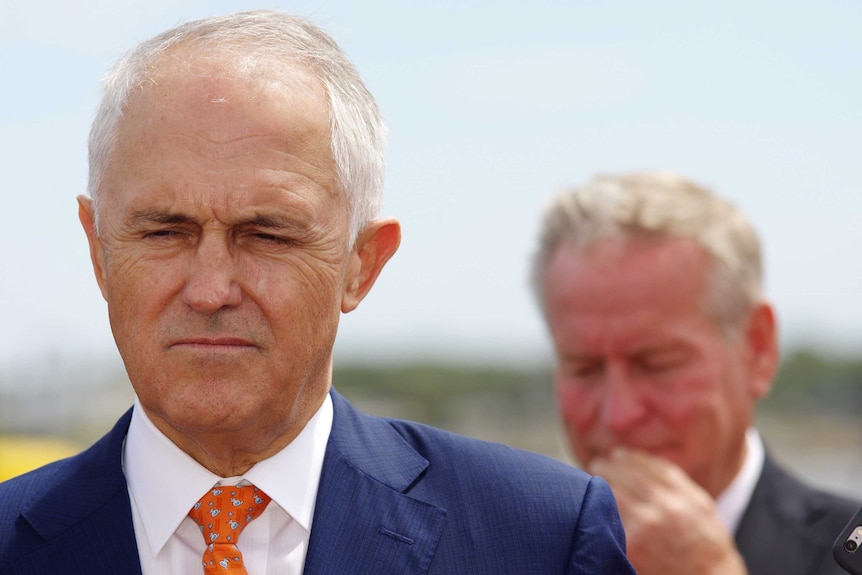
0, 390, 635, 574
735, 452, 859, 575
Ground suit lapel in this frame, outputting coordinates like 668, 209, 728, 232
736, 454, 829, 575
304, 391, 447, 575
15, 410, 142, 575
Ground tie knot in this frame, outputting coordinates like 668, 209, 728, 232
189, 485, 271, 547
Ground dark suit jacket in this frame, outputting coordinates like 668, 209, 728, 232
0, 390, 634, 574
736, 453, 859, 575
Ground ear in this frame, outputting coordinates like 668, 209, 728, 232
341, 218, 401, 313
77, 195, 109, 301
742, 302, 779, 398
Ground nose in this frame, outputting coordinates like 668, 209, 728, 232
181, 234, 243, 313
598, 366, 646, 433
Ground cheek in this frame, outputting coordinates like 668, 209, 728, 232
654, 371, 721, 420
107, 260, 179, 318
257, 252, 343, 296
250, 260, 340, 322
555, 381, 601, 464
555, 380, 599, 432
242, 261, 344, 358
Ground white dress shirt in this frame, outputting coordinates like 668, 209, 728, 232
124, 394, 333, 575
715, 427, 765, 535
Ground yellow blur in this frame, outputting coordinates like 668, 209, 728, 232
0, 436, 82, 482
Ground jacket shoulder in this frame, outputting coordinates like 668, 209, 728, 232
387, 415, 589, 486
380, 413, 633, 573
0, 458, 71, 523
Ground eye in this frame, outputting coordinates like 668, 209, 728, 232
636, 350, 690, 374
251, 232, 293, 245
143, 228, 184, 240
560, 360, 604, 381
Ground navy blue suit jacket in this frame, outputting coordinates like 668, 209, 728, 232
0, 390, 634, 574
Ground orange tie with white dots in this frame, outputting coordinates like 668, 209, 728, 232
188, 485, 272, 574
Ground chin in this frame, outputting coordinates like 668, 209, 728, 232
176, 405, 262, 435
147, 385, 261, 424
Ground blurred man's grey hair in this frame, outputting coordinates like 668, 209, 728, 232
531, 171, 763, 335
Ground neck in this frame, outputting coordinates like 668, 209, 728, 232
705, 433, 751, 499
143, 391, 327, 477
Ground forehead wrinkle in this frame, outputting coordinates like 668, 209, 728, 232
166, 132, 321, 162
160, 133, 336, 193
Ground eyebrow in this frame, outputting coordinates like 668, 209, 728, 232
127, 209, 300, 230
245, 214, 297, 230
128, 209, 199, 226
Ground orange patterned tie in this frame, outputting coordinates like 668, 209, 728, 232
188, 485, 272, 574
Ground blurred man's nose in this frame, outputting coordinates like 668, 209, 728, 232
598, 366, 646, 432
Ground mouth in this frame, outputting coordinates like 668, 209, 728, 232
170, 337, 257, 350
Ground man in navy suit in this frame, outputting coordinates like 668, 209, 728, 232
0, 10, 634, 574
531, 172, 859, 575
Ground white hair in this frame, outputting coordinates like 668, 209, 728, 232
87, 9, 386, 244
531, 171, 764, 333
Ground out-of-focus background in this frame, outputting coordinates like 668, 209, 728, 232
2, 1, 861, 488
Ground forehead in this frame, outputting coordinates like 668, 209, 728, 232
95, 47, 345, 231
121, 46, 329, 141
544, 237, 718, 345
549, 235, 710, 296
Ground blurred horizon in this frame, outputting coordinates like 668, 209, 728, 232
3, 349, 862, 500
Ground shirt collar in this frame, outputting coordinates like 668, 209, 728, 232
124, 393, 333, 555
715, 427, 764, 534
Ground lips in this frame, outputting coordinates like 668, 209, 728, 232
170, 337, 257, 348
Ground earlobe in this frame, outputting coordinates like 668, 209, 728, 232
341, 218, 401, 313
77, 195, 109, 301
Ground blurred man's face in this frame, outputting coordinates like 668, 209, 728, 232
80, 56, 362, 454
543, 236, 773, 496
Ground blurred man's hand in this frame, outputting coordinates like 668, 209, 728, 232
590, 448, 748, 575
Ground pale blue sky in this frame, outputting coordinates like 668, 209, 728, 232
2, 0, 861, 371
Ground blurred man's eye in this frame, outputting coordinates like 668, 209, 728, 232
561, 362, 603, 381
636, 351, 689, 374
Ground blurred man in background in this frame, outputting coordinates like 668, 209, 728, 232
532, 171, 859, 575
